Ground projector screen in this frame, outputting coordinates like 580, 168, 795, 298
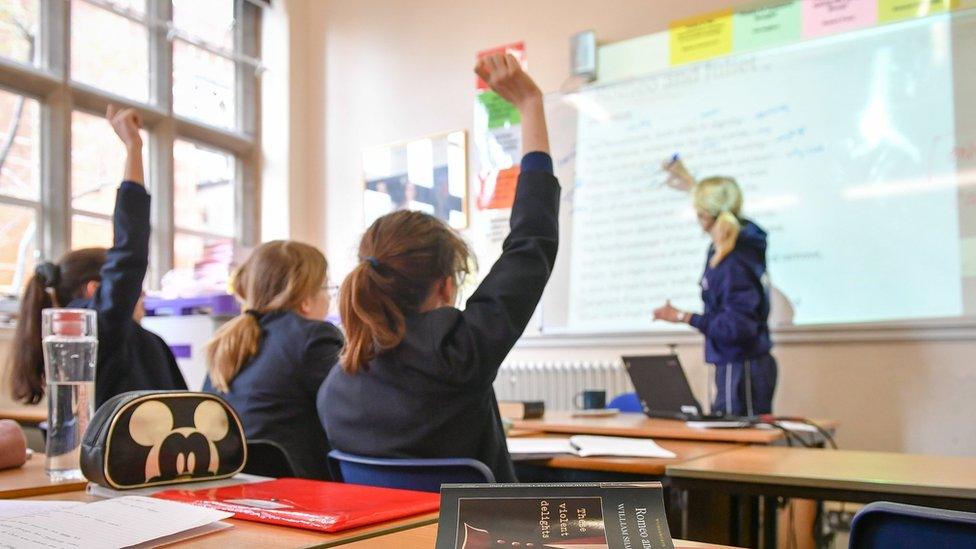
539, 11, 976, 334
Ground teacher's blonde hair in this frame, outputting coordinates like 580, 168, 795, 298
693, 176, 743, 268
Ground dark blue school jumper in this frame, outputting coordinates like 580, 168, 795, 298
203, 312, 343, 480
69, 181, 187, 409
688, 220, 777, 417
318, 153, 559, 483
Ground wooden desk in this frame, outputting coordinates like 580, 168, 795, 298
667, 446, 976, 546
0, 457, 87, 499
514, 412, 838, 445
516, 436, 745, 476
339, 523, 743, 548
27, 490, 438, 548
0, 406, 46, 425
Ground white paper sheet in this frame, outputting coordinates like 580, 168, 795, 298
0, 500, 83, 519
0, 496, 233, 549
507, 436, 676, 459
569, 435, 677, 459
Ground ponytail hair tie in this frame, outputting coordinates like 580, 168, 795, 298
34, 262, 60, 289
365, 256, 381, 269
244, 309, 263, 321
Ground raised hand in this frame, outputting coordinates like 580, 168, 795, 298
475, 53, 542, 110
106, 104, 143, 151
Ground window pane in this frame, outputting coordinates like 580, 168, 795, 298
0, 90, 39, 201
172, 0, 235, 50
174, 140, 235, 236
71, 1, 149, 102
71, 214, 112, 250
173, 40, 236, 129
174, 232, 233, 271
0, 202, 37, 295
0, 0, 38, 65
72, 110, 148, 216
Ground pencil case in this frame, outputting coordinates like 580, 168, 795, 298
80, 391, 247, 490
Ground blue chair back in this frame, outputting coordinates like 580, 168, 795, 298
849, 502, 976, 549
327, 450, 495, 493
608, 392, 643, 412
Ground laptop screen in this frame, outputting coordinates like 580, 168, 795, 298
622, 355, 702, 419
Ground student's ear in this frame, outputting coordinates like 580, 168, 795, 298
83, 280, 100, 300
439, 276, 457, 307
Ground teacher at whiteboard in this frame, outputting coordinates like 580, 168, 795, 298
653, 162, 776, 417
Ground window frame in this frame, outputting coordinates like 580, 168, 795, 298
0, 0, 261, 293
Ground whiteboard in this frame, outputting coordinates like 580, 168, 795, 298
534, 10, 976, 336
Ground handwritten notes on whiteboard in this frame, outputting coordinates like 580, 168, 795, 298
565, 16, 963, 331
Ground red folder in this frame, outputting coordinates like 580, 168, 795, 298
152, 478, 440, 533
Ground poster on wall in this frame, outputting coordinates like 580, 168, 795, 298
361, 130, 468, 229
474, 42, 526, 211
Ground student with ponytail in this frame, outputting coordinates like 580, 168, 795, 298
203, 240, 342, 480
653, 173, 777, 416
318, 53, 559, 482
8, 106, 186, 407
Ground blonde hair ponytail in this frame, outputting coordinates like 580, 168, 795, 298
206, 314, 262, 392
693, 176, 743, 268
205, 240, 328, 392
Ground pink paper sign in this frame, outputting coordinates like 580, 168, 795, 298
802, 0, 878, 38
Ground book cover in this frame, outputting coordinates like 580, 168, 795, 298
152, 478, 439, 533
435, 482, 673, 549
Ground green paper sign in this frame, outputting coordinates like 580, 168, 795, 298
733, 1, 801, 53
478, 90, 521, 130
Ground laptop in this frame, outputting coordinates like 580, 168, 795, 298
621, 354, 737, 421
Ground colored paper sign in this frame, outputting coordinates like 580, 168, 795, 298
879, 0, 952, 21
669, 10, 734, 65
475, 42, 525, 90
478, 166, 519, 210
477, 90, 521, 129
802, 0, 878, 38
597, 32, 669, 82
733, 1, 801, 52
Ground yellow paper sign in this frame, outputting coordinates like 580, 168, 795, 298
879, 0, 952, 22
669, 9, 734, 65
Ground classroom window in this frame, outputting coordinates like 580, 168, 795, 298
0, 0, 39, 66
173, 139, 235, 237
0, 90, 40, 295
172, 39, 236, 129
0, 0, 263, 299
70, 0, 150, 103
71, 214, 113, 250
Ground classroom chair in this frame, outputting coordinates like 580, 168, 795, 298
848, 501, 976, 549
243, 439, 297, 478
327, 450, 495, 492
607, 392, 643, 412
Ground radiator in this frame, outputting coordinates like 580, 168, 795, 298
493, 360, 634, 411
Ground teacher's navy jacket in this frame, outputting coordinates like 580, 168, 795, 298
319, 152, 559, 483
689, 220, 772, 364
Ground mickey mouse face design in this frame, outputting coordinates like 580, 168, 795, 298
129, 400, 230, 483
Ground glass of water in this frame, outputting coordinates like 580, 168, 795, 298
42, 308, 97, 480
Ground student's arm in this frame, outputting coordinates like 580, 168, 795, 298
90, 107, 150, 332
688, 259, 762, 344
436, 55, 559, 386
301, 322, 344, 399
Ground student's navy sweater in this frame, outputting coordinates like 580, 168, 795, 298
318, 152, 559, 483
203, 312, 343, 480
69, 182, 187, 408
689, 220, 772, 364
